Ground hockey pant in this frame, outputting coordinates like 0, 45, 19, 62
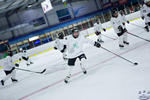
118, 32, 128, 46
65, 54, 87, 79
3, 69, 16, 82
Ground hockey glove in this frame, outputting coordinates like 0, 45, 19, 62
103, 28, 106, 32
141, 16, 144, 20
124, 28, 127, 32
95, 31, 101, 35
19, 58, 22, 61
60, 45, 67, 53
94, 42, 101, 48
118, 25, 124, 33
147, 13, 150, 17
22, 56, 29, 61
122, 22, 125, 25
54, 47, 57, 50
117, 32, 124, 37
15, 63, 19, 67
148, 22, 150, 26
127, 21, 130, 24
23, 50, 26, 53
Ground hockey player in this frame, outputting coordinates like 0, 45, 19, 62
94, 19, 106, 43
110, 9, 129, 48
63, 29, 101, 83
54, 32, 67, 60
1, 51, 19, 86
140, 0, 150, 32
19, 48, 33, 66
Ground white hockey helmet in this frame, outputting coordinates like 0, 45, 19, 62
145, 0, 150, 3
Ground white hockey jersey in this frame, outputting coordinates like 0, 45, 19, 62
141, 4, 150, 23
54, 38, 66, 52
63, 34, 94, 58
94, 22, 103, 32
2, 56, 15, 71
110, 14, 125, 33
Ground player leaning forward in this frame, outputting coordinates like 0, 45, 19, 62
141, 0, 150, 32
94, 19, 106, 43
62, 29, 101, 83
110, 9, 129, 48
1, 51, 19, 86
19, 48, 33, 66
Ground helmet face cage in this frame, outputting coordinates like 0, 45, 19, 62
72, 29, 79, 38
112, 9, 118, 17
8, 50, 13, 57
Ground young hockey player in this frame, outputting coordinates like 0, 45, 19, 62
1, 51, 19, 86
140, 0, 150, 32
63, 29, 101, 83
54, 32, 67, 60
94, 19, 106, 43
110, 9, 129, 48
19, 48, 33, 66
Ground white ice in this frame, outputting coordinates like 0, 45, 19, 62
0, 15, 150, 100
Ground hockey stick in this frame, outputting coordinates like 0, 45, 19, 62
101, 47, 138, 65
15, 68, 46, 74
101, 34, 117, 40
127, 32, 150, 42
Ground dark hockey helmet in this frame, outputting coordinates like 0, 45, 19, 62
8, 50, 13, 57
95, 19, 100, 24
111, 8, 118, 17
58, 32, 64, 39
119, 10, 125, 16
72, 28, 79, 38
71, 28, 78, 33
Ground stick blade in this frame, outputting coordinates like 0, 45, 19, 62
40, 69, 46, 74
134, 62, 138, 65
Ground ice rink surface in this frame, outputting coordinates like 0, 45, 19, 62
0, 17, 150, 100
